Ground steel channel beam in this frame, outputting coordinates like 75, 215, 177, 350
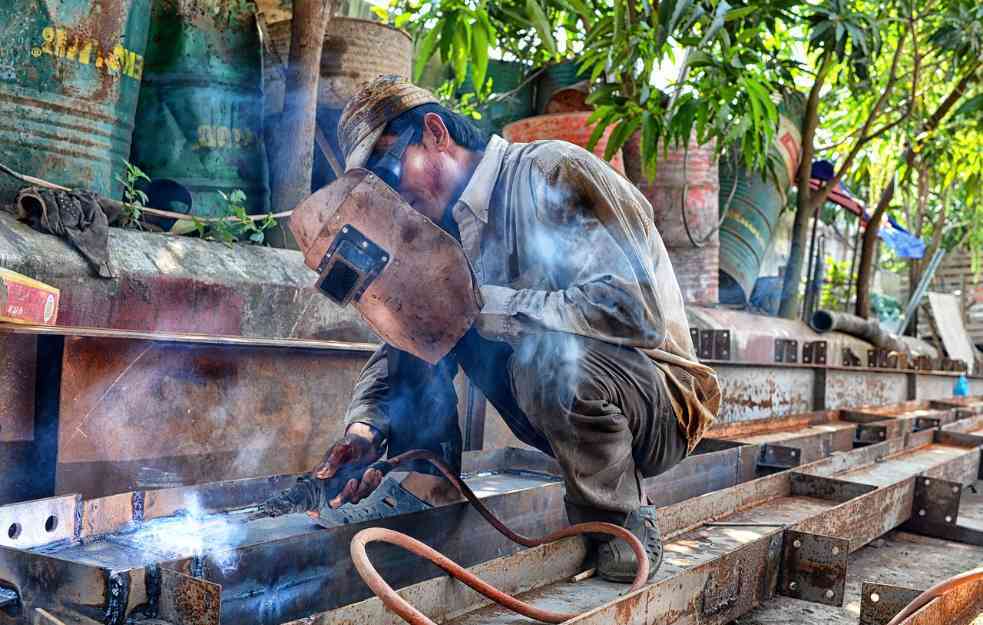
556, 434, 983, 624
309, 427, 983, 625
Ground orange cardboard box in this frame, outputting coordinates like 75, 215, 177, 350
0, 268, 59, 326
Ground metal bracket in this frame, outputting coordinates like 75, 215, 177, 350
778, 530, 849, 606
757, 444, 802, 474
774, 338, 798, 364
694, 329, 731, 361
913, 355, 935, 371
913, 416, 941, 432
802, 340, 827, 365
855, 423, 888, 446
859, 581, 923, 625
842, 348, 862, 367
867, 348, 899, 369
904, 476, 961, 531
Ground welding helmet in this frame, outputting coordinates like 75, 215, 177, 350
290, 169, 480, 364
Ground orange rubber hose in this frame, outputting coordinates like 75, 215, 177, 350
884, 567, 983, 625
349, 449, 650, 625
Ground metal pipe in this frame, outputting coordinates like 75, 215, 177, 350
810, 309, 909, 355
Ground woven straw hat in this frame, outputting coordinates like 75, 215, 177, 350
337, 75, 439, 171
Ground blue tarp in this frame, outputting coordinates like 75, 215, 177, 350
812, 160, 926, 259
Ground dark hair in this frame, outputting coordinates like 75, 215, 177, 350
384, 103, 489, 151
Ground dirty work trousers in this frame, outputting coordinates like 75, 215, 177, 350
390, 329, 689, 524
380, 330, 687, 523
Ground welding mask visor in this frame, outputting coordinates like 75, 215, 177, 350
289, 169, 480, 364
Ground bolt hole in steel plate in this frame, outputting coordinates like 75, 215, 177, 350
0, 495, 77, 548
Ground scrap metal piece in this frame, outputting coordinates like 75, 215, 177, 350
159, 568, 221, 625
859, 581, 923, 625
778, 529, 849, 606
757, 444, 802, 474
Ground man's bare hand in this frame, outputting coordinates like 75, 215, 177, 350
309, 423, 384, 516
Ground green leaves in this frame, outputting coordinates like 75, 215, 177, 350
471, 18, 490, 92
412, 26, 440, 82
526, 0, 558, 57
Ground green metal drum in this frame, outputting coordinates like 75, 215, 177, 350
131, 0, 269, 219
718, 95, 805, 305
0, 0, 151, 202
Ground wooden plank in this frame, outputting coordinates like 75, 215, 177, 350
926, 293, 978, 368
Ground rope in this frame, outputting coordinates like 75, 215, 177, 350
349, 449, 650, 625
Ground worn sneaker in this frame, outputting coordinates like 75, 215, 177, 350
596, 505, 663, 583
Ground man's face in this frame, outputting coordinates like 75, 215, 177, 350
370, 113, 462, 223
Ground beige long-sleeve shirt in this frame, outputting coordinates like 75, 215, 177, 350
346, 136, 720, 452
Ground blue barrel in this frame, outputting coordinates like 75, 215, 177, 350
0, 0, 151, 201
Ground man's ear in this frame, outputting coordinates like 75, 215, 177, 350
422, 112, 451, 151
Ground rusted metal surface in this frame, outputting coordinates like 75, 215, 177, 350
0, 0, 151, 202
0, 334, 35, 443
826, 370, 908, 410
895, 585, 983, 625
158, 568, 221, 625
740, 530, 983, 625
0, 495, 78, 549
55, 337, 367, 498
0, 322, 378, 353
778, 530, 848, 605
710, 410, 856, 464
713, 365, 814, 422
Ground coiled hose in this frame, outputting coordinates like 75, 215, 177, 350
349, 449, 649, 625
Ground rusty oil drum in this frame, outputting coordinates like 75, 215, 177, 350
130, 0, 269, 219
0, 0, 151, 202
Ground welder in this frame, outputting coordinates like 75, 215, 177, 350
289, 76, 720, 582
